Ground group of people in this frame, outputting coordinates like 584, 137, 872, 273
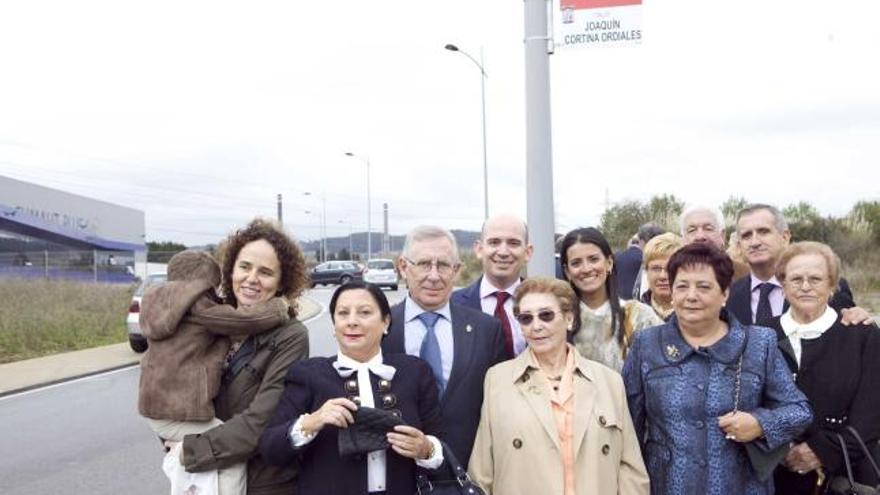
137, 203, 878, 495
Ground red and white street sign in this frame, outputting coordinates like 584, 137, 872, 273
555, 0, 642, 49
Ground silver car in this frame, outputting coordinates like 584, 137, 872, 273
363, 258, 399, 290
126, 272, 167, 352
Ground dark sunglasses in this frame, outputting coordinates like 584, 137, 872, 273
514, 310, 557, 326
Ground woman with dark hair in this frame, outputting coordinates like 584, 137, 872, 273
622, 243, 811, 494
559, 227, 661, 371
770, 242, 880, 493
177, 218, 311, 495
258, 281, 445, 495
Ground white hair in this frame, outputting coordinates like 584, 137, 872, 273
679, 205, 725, 236
401, 225, 460, 263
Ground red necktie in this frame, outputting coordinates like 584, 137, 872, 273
494, 291, 514, 358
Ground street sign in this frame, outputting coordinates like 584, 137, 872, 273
554, 0, 642, 50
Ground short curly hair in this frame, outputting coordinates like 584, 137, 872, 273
217, 218, 309, 316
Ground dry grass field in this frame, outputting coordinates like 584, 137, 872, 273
0, 279, 133, 364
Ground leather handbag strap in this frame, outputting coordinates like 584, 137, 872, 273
835, 432, 859, 489
844, 426, 880, 481
415, 440, 482, 494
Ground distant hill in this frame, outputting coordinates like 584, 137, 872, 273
299, 229, 480, 258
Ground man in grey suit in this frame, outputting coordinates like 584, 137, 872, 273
382, 225, 506, 469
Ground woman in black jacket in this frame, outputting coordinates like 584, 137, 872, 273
770, 241, 880, 493
259, 282, 444, 495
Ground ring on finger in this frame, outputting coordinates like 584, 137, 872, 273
726, 434, 736, 441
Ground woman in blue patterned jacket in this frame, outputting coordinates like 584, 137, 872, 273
622, 243, 812, 494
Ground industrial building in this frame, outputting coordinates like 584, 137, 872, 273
0, 175, 145, 282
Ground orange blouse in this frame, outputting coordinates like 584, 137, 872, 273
529, 345, 577, 495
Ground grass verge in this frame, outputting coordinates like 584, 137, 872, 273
0, 279, 133, 364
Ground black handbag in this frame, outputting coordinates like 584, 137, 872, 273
415, 440, 485, 495
826, 426, 880, 495
732, 353, 791, 481
337, 406, 405, 458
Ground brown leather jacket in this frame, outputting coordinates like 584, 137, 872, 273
138, 278, 289, 421
182, 318, 309, 495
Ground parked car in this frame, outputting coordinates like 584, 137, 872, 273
363, 258, 399, 290
310, 260, 363, 287
126, 272, 167, 353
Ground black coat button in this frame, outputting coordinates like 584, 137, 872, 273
599, 415, 607, 426
513, 438, 523, 449
601, 444, 610, 455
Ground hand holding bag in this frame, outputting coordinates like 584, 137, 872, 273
732, 353, 791, 481
337, 406, 405, 458
826, 426, 880, 495
415, 440, 485, 495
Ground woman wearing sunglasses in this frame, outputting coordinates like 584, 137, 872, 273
559, 227, 662, 371
468, 277, 649, 495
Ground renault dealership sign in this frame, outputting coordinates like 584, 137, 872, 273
555, 0, 642, 49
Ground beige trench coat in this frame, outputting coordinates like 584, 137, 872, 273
468, 348, 649, 495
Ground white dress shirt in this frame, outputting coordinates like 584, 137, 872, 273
479, 277, 527, 356
289, 349, 443, 492
403, 296, 454, 384
780, 306, 838, 366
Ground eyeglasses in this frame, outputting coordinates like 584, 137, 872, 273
402, 256, 458, 276
647, 265, 667, 275
785, 276, 827, 288
514, 310, 558, 326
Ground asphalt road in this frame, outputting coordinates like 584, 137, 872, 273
0, 287, 405, 495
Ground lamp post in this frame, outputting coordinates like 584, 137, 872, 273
445, 43, 489, 220
304, 192, 327, 262
304, 209, 325, 262
344, 152, 371, 261
338, 220, 353, 259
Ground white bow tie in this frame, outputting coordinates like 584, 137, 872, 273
332, 360, 396, 381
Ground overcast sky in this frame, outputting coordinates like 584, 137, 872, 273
1, 0, 878, 246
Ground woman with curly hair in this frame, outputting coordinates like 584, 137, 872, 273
176, 218, 311, 495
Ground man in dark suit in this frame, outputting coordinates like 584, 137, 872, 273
726, 203, 866, 326
383, 225, 507, 469
451, 213, 532, 358
615, 222, 664, 300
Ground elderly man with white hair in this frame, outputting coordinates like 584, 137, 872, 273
382, 225, 507, 469
679, 204, 750, 279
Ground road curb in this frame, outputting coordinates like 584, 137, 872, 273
0, 361, 140, 399
0, 295, 323, 398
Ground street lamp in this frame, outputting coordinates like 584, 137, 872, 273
338, 220, 353, 259
303, 209, 325, 263
344, 152, 372, 261
304, 192, 327, 262
445, 43, 489, 220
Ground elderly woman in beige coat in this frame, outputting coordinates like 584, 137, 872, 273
468, 278, 649, 495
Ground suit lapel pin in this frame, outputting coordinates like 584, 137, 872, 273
466, 324, 473, 333
665, 344, 680, 360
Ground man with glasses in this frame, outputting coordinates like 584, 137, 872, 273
382, 225, 506, 470
452, 213, 533, 358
